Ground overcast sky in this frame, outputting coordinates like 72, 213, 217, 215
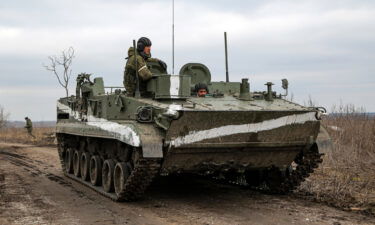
1, 0, 374, 121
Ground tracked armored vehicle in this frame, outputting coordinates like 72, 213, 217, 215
56, 50, 332, 201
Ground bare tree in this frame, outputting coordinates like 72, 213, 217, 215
287, 92, 294, 102
304, 95, 318, 107
44, 47, 75, 97
0, 105, 9, 129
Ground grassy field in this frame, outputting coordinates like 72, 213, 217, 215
299, 111, 375, 215
0, 127, 55, 146
0, 113, 374, 214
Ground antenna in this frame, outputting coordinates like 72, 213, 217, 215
133, 40, 141, 98
224, 32, 229, 82
172, 0, 175, 74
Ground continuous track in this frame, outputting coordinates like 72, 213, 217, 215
57, 137, 161, 202
220, 145, 323, 194
63, 158, 160, 201
57, 134, 322, 200
270, 145, 323, 193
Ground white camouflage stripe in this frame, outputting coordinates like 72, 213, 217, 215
57, 101, 141, 146
138, 65, 147, 72
170, 112, 317, 147
169, 75, 180, 98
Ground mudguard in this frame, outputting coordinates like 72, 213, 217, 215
137, 124, 164, 158
56, 101, 163, 158
316, 125, 333, 154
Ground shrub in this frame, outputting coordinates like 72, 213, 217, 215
299, 104, 375, 214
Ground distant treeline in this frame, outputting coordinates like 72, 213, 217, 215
6, 121, 56, 128
329, 112, 375, 117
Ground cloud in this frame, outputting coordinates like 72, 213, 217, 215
0, 86, 63, 120
1, 0, 375, 120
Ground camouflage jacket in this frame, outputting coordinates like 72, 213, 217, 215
25, 119, 32, 129
123, 47, 159, 96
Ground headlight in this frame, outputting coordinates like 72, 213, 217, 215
136, 106, 153, 122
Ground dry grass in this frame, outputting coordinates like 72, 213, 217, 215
1, 106, 374, 214
0, 127, 56, 146
299, 105, 375, 215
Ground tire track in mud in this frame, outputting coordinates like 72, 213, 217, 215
0, 166, 54, 225
0, 146, 91, 224
0, 145, 137, 224
1, 144, 374, 225
0, 148, 85, 197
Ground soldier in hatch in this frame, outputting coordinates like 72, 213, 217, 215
123, 37, 167, 96
24, 117, 35, 138
194, 83, 208, 97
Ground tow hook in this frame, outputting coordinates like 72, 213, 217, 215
315, 107, 327, 120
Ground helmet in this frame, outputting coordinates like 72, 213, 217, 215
137, 37, 152, 52
194, 83, 208, 93
25, 117, 28, 120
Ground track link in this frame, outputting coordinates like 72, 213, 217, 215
116, 159, 161, 201
269, 146, 323, 194
219, 144, 323, 194
63, 158, 160, 201
57, 138, 161, 201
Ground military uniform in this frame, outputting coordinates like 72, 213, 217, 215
24, 117, 35, 138
123, 47, 159, 96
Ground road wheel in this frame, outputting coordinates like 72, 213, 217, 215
64, 148, 73, 174
80, 152, 90, 181
245, 169, 264, 187
73, 150, 81, 177
102, 159, 115, 193
114, 162, 131, 197
264, 166, 289, 193
90, 155, 102, 186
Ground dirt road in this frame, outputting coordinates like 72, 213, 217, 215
0, 143, 373, 225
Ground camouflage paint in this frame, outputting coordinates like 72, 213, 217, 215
170, 112, 317, 147
56, 63, 329, 163
56, 101, 141, 146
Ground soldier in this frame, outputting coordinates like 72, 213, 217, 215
24, 117, 35, 138
194, 83, 208, 97
123, 37, 167, 96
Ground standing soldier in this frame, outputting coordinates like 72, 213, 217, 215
24, 117, 35, 138
123, 37, 167, 96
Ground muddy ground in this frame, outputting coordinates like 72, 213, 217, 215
0, 142, 373, 225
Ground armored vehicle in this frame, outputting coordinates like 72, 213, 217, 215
56, 51, 331, 202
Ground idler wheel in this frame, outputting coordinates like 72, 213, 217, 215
264, 167, 286, 192
90, 155, 102, 186
80, 152, 91, 181
73, 150, 82, 177
64, 148, 73, 174
245, 169, 264, 187
114, 162, 131, 196
102, 159, 115, 193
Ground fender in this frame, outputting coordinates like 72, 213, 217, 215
316, 125, 333, 154
137, 124, 164, 158
57, 100, 163, 158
